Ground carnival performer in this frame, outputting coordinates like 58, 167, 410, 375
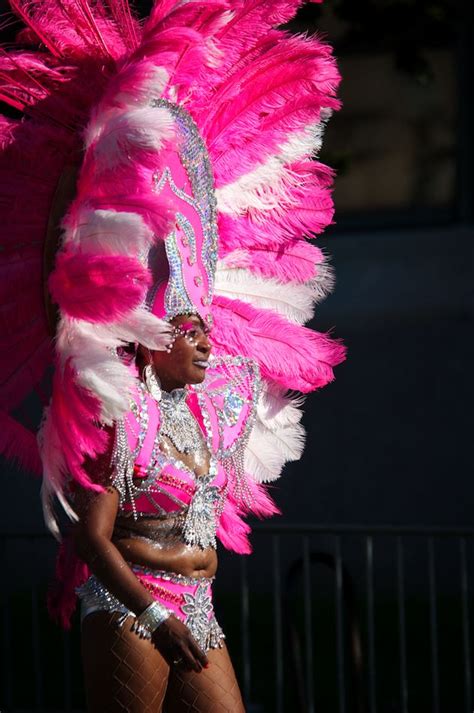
0, 0, 346, 710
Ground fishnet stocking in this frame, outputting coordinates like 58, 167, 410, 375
164, 645, 245, 713
81, 614, 244, 713
81, 611, 169, 713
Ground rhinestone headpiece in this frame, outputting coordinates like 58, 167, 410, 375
146, 99, 218, 327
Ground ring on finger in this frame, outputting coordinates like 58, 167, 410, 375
172, 657, 183, 666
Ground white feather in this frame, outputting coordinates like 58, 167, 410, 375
216, 162, 300, 215
312, 253, 336, 301
256, 385, 305, 429
58, 320, 132, 422
216, 120, 328, 216
57, 312, 172, 423
111, 308, 173, 350
215, 266, 324, 324
245, 419, 306, 483
244, 384, 306, 483
38, 407, 78, 539
41, 480, 78, 541
85, 67, 170, 145
69, 209, 154, 256
114, 66, 170, 107
90, 106, 175, 172
41, 481, 61, 541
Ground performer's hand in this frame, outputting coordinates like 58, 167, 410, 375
152, 615, 209, 673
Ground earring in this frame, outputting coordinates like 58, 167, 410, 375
143, 364, 162, 402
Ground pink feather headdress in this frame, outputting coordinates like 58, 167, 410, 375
0, 0, 346, 539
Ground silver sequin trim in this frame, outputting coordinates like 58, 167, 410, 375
151, 98, 218, 322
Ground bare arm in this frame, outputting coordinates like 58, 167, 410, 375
73, 479, 208, 672
73, 484, 154, 614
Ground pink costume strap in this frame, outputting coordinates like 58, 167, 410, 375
194, 355, 261, 459
134, 392, 159, 470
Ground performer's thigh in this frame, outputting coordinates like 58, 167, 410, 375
81, 611, 169, 713
164, 644, 245, 713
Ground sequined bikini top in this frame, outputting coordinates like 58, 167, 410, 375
111, 355, 261, 550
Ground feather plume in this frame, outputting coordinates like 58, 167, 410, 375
218, 241, 324, 283
245, 382, 306, 482
104, 308, 173, 351
192, 0, 307, 105
201, 34, 340, 183
72, 194, 174, 239
85, 105, 175, 173
56, 318, 135, 423
69, 208, 155, 255
215, 119, 327, 214
47, 535, 89, 628
212, 295, 346, 392
217, 161, 336, 251
256, 383, 305, 429
217, 474, 280, 552
38, 364, 108, 538
217, 498, 253, 554
49, 251, 150, 322
56, 311, 171, 423
0, 411, 43, 475
215, 266, 319, 323
246, 418, 305, 482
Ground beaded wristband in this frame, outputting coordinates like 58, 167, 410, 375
131, 601, 171, 639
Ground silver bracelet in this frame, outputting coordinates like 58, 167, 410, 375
131, 601, 171, 639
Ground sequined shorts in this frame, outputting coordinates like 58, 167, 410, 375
76, 564, 225, 653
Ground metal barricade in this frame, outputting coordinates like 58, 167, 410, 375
1, 525, 473, 712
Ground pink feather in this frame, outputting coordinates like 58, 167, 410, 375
199, 33, 340, 183
0, 332, 52, 412
0, 411, 43, 475
217, 498, 253, 554
220, 241, 324, 283
194, 1, 306, 101
47, 361, 108, 491
47, 535, 89, 629
49, 251, 150, 322
217, 475, 280, 554
212, 295, 346, 392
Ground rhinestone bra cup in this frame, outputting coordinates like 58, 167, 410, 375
112, 382, 221, 550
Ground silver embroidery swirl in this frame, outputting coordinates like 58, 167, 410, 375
151, 98, 218, 315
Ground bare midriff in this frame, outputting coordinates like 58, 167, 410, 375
112, 514, 218, 579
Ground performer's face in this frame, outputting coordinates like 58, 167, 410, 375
150, 313, 212, 391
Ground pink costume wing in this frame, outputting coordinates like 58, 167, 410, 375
0, 0, 345, 627
195, 0, 346, 485
1, 0, 345, 530
0, 0, 141, 477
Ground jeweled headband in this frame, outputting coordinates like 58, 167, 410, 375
146, 99, 218, 327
